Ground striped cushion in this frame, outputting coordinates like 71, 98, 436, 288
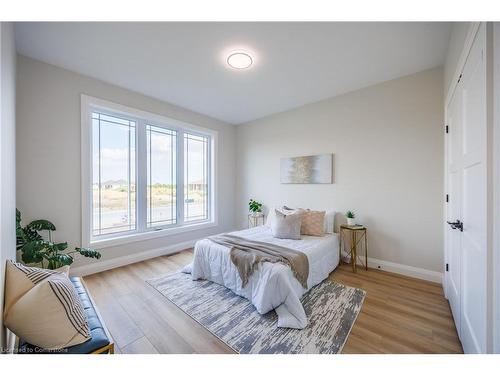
3, 261, 90, 349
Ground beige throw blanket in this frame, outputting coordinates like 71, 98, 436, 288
208, 234, 309, 289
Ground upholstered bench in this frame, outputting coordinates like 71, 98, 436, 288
17, 277, 114, 354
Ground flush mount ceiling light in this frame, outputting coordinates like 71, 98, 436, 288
226, 51, 253, 70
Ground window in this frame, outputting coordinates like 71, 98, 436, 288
82, 96, 215, 247
92, 112, 136, 236
147, 125, 177, 228
184, 133, 209, 222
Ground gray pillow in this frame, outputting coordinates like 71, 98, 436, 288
271, 209, 302, 240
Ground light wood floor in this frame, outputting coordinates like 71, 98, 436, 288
83, 250, 463, 354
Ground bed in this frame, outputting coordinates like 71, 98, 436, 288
183, 225, 340, 329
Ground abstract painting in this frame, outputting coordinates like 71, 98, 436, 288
280, 154, 333, 184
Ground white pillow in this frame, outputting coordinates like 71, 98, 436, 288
266, 206, 302, 227
271, 209, 302, 240
265, 208, 277, 227
324, 211, 336, 233
266, 207, 290, 227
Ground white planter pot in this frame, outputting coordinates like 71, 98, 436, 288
250, 212, 262, 217
347, 218, 356, 226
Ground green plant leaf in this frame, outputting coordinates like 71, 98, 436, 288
16, 237, 25, 251
16, 227, 27, 251
52, 253, 74, 267
17, 210, 44, 253
16, 209, 21, 228
249, 199, 263, 212
75, 247, 101, 259
21, 240, 45, 264
53, 242, 68, 251
27, 219, 56, 232
23, 226, 43, 242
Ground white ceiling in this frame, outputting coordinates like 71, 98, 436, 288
15, 22, 451, 124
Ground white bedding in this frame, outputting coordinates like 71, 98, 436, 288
183, 226, 339, 329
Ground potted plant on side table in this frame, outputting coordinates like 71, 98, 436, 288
346, 210, 356, 226
248, 199, 264, 228
248, 199, 263, 217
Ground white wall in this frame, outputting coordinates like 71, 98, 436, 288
0, 22, 17, 351
235, 68, 444, 274
16, 55, 236, 272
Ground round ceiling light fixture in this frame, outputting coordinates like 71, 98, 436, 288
226, 50, 253, 70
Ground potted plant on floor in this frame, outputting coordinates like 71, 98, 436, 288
346, 210, 356, 226
16, 209, 101, 269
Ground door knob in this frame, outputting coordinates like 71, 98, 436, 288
447, 220, 463, 232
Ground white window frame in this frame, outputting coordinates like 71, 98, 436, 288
81, 95, 217, 249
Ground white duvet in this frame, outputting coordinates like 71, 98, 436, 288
183, 226, 339, 329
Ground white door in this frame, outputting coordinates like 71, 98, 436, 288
446, 82, 463, 333
446, 24, 487, 353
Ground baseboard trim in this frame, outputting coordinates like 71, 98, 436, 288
72, 237, 444, 284
356, 256, 443, 284
70, 238, 198, 277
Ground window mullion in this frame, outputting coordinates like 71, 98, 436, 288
137, 119, 147, 232
98, 114, 102, 235
177, 129, 185, 226
207, 136, 211, 221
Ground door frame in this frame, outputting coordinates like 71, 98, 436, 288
493, 22, 500, 354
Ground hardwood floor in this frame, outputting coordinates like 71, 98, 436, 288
83, 250, 463, 354
332, 265, 463, 353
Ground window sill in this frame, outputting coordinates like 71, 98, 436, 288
89, 220, 217, 249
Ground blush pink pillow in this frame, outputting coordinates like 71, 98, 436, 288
300, 210, 326, 236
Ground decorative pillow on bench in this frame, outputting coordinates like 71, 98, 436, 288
3, 261, 91, 349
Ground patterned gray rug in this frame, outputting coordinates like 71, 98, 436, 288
147, 272, 365, 354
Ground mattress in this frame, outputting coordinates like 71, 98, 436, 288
184, 225, 339, 329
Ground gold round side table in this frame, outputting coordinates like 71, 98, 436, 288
339, 225, 368, 273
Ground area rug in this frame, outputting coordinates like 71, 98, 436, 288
147, 272, 365, 354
